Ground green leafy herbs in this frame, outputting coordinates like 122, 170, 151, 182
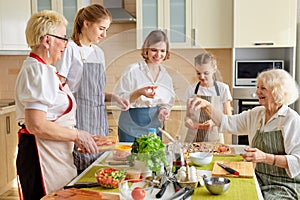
127, 134, 167, 172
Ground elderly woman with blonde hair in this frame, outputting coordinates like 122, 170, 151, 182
187, 69, 300, 199
15, 10, 98, 199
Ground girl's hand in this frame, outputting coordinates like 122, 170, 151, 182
185, 117, 196, 129
194, 120, 213, 130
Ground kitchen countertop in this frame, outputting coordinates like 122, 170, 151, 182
0, 105, 15, 115
106, 104, 186, 111
67, 144, 263, 200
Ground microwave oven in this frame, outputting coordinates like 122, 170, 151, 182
235, 60, 284, 86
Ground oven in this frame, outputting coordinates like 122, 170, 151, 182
232, 88, 259, 145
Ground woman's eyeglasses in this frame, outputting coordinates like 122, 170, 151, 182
47, 34, 68, 44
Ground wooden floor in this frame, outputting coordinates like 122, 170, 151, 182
0, 180, 19, 200
0, 187, 18, 200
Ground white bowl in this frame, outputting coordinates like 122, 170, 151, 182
189, 152, 213, 166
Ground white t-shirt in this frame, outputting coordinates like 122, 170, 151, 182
183, 81, 232, 105
55, 40, 105, 93
115, 60, 175, 109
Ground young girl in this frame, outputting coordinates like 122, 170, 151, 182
56, 4, 129, 173
184, 52, 232, 143
115, 30, 175, 142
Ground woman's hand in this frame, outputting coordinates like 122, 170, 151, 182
115, 96, 130, 111
240, 147, 267, 163
75, 129, 99, 154
140, 86, 157, 98
158, 108, 170, 121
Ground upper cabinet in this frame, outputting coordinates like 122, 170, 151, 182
0, 0, 31, 51
136, 0, 192, 48
191, 0, 233, 48
136, 0, 232, 49
234, 0, 297, 48
31, 0, 90, 37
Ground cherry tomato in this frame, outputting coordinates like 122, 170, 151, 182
131, 187, 146, 200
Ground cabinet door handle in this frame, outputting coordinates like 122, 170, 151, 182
254, 42, 274, 46
192, 28, 196, 46
6, 116, 10, 134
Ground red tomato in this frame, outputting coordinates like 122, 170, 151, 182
131, 187, 146, 200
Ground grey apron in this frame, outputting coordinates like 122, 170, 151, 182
73, 48, 108, 170
252, 117, 300, 200
118, 106, 162, 141
186, 81, 220, 142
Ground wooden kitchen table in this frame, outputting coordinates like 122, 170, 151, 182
67, 145, 264, 200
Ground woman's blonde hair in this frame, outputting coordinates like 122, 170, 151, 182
257, 69, 299, 105
25, 10, 67, 48
194, 52, 223, 81
141, 30, 170, 61
71, 4, 112, 46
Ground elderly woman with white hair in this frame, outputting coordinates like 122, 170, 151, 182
187, 69, 300, 199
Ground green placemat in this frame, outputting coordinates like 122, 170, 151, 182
76, 166, 120, 193
190, 155, 258, 200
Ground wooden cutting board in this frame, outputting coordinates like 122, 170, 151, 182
41, 188, 120, 200
212, 161, 254, 178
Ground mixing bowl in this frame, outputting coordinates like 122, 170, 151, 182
189, 152, 213, 166
204, 176, 231, 195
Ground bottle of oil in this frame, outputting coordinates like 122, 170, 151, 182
172, 136, 186, 173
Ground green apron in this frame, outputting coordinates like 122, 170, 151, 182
252, 117, 300, 200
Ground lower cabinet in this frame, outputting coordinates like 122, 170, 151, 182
0, 110, 18, 195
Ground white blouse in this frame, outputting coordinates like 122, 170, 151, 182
220, 105, 300, 178
115, 60, 175, 110
15, 57, 73, 125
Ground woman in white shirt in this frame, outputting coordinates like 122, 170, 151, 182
115, 30, 175, 142
188, 69, 300, 199
15, 10, 98, 200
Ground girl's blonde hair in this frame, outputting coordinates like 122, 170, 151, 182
25, 10, 67, 48
257, 69, 299, 105
72, 4, 112, 46
194, 52, 223, 81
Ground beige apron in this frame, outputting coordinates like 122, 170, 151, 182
36, 83, 77, 194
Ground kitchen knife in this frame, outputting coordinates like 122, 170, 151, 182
63, 182, 100, 189
217, 163, 240, 176
180, 186, 194, 200
107, 160, 129, 165
165, 187, 187, 200
155, 179, 171, 198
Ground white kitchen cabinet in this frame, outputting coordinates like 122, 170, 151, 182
234, 0, 297, 47
0, 0, 31, 51
136, 0, 192, 48
0, 111, 18, 195
31, 0, 90, 37
191, 0, 233, 48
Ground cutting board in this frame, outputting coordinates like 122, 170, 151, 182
41, 188, 120, 200
212, 161, 254, 178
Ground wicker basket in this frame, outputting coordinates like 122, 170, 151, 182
178, 180, 198, 188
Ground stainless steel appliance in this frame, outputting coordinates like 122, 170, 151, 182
235, 60, 284, 86
232, 88, 259, 145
